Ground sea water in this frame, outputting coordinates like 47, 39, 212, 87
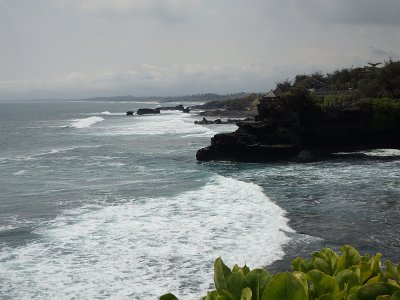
0, 100, 399, 299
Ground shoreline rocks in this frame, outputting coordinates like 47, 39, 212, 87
198, 109, 256, 118
194, 117, 252, 125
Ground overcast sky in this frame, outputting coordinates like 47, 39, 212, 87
1, 0, 399, 100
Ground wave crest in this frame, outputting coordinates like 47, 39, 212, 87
0, 175, 292, 299
71, 116, 104, 128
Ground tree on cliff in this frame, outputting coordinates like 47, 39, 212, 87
379, 59, 400, 98
280, 59, 400, 99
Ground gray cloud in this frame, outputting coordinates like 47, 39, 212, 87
56, 0, 201, 23
272, 0, 400, 26
369, 47, 399, 60
326, 0, 400, 26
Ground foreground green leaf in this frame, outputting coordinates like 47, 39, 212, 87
337, 245, 361, 272
261, 272, 307, 300
159, 293, 179, 300
391, 291, 400, 300
356, 282, 400, 300
214, 257, 231, 291
245, 268, 272, 300
226, 268, 246, 299
241, 287, 252, 300
306, 269, 339, 297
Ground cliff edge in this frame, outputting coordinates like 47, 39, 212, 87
196, 89, 400, 162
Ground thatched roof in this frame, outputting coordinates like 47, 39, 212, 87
264, 90, 278, 98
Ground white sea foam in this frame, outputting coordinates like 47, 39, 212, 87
94, 112, 236, 137
71, 116, 105, 128
83, 161, 126, 167
361, 149, 400, 157
8, 145, 102, 162
0, 225, 17, 232
13, 170, 27, 175
88, 111, 126, 116
0, 176, 292, 299
335, 149, 400, 157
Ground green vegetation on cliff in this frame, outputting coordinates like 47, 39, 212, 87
370, 98, 400, 131
277, 59, 400, 99
269, 61, 400, 133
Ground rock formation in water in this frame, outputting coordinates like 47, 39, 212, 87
136, 108, 161, 115
128, 104, 190, 115
160, 104, 190, 113
196, 89, 400, 162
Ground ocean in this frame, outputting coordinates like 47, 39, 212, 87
0, 100, 399, 299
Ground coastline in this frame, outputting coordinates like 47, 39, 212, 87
192, 103, 400, 273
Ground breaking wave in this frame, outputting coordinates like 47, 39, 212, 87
0, 176, 292, 299
71, 116, 105, 128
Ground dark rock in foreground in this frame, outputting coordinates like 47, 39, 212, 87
197, 141, 298, 162
196, 121, 299, 161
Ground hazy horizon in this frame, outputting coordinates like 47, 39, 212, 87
0, 92, 252, 103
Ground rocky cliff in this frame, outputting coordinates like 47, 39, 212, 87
196, 90, 400, 162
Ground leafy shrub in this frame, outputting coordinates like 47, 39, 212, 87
278, 88, 323, 126
370, 98, 400, 130
322, 93, 361, 108
160, 245, 400, 300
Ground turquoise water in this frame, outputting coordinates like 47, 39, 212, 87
0, 100, 399, 299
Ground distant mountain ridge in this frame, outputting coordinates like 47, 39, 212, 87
79, 93, 250, 103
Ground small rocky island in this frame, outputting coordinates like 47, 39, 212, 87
197, 61, 400, 162
126, 104, 190, 115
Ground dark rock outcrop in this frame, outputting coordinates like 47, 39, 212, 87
137, 108, 161, 115
158, 104, 190, 113
197, 91, 400, 162
128, 104, 190, 116
159, 104, 185, 111
196, 120, 299, 161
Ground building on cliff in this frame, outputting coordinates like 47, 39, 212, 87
256, 89, 286, 122
259, 90, 279, 109
263, 90, 279, 101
